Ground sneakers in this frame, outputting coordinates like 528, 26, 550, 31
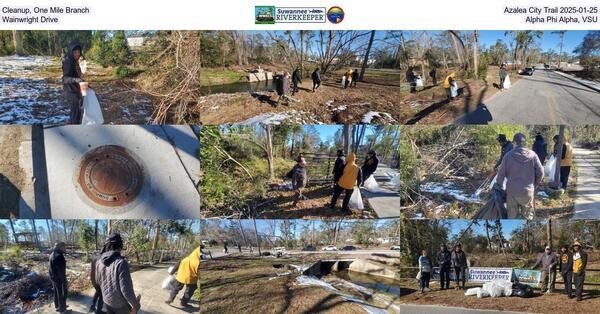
423, 287, 431, 292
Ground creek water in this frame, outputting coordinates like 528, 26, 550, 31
333, 269, 400, 296
200, 79, 277, 95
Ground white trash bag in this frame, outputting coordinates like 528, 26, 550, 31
349, 187, 364, 210
489, 174, 507, 190
545, 155, 556, 179
415, 76, 424, 87
363, 175, 381, 192
503, 74, 511, 89
161, 274, 177, 290
465, 287, 480, 296
341, 76, 346, 87
81, 89, 104, 125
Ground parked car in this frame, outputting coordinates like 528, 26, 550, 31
273, 247, 286, 252
519, 67, 534, 76
341, 245, 357, 251
321, 245, 338, 251
302, 245, 316, 251
390, 246, 400, 251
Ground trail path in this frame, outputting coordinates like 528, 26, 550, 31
33, 264, 198, 314
572, 147, 600, 219
362, 164, 400, 218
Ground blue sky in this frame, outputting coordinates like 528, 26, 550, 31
0, 220, 200, 235
478, 30, 588, 53
219, 219, 395, 236
447, 220, 527, 239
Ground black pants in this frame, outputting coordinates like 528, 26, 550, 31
560, 166, 571, 189
292, 82, 299, 94
330, 184, 353, 211
562, 271, 573, 296
439, 266, 451, 289
52, 280, 68, 312
574, 272, 585, 299
409, 82, 416, 93
169, 281, 198, 304
105, 304, 131, 314
499, 77, 505, 89
312, 81, 320, 91
65, 91, 83, 124
420, 272, 430, 290
352, 79, 357, 87
454, 267, 466, 288
344, 80, 350, 89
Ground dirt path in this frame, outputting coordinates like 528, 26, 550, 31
0, 126, 26, 217
34, 264, 198, 314
572, 147, 600, 219
194, 77, 399, 125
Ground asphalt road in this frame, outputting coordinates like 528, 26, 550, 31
400, 304, 527, 314
458, 69, 600, 124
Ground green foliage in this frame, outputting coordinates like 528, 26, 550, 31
110, 31, 132, 65
89, 31, 111, 67
78, 222, 96, 258
114, 65, 140, 78
0, 245, 25, 263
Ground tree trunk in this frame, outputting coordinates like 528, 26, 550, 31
264, 125, 274, 180
12, 31, 23, 55
551, 126, 565, 188
547, 219, 553, 249
359, 31, 376, 81
151, 221, 161, 264
343, 125, 351, 155
94, 220, 99, 250
46, 219, 53, 245
252, 216, 262, 256
31, 220, 41, 252
473, 31, 479, 78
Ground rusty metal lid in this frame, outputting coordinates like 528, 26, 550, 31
78, 145, 144, 207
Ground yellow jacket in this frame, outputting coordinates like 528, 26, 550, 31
337, 153, 360, 189
443, 73, 456, 89
560, 142, 573, 167
176, 247, 200, 284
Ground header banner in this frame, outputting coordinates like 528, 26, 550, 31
0, 0, 598, 30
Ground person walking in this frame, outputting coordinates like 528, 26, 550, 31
332, 149, 346, 186
49, 242, 68, 314
166, 247, 200, 307
406, 67, 416, 93
437, 244, 452, 290
291, 155, 308, 205
95, 234, 141, 314
276, 72, 290, 107
532, 246, 558, 293
532, 132, 548, 165
418, 250, 432, 293
429, 68, 437, 86
361, 150, 379, 184
572, 241, 588, 301
499, 64, 507, 91
559, 244, 573, 298
329, 153, 363, 212
496, 133, 544, 219
451, 244, 468, 290
62, 43, 86, 124
344, 70, 353, 89
443, 73, 457, 100
291, 68, 302, 95
494, 134, 514, 171
223, 241, 228, 254
553, 135, 573, 190
311, 68, 321, 92
351, 68, 359, 87
90, 245, 107, 314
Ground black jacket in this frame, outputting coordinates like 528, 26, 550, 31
333, 156, 346, 182
362, 156, 379, 176
62, 43, 83, 94
437, 250, 451, 268
292, 69, 302, 84
495, 141, 514, 169
351, 71, 359, 81
311, 70, 321, 83
532, 136, 548, 163
49, 249, 67, 283
559, 251, 573, 273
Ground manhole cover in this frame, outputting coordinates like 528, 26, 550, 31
78, 145, 144, 207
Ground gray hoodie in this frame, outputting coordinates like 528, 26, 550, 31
496, 146, 544, 198
95, 251, 140, 311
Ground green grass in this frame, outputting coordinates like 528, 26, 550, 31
200, 69, 245, 86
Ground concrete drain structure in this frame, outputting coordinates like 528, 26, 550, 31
78, 145, 144, 207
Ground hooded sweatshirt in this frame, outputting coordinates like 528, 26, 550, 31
291, 161, 307, 188
62, 43, 83, 94
496, 146, 544, 198
95, 251, 141, 311
532, 135, 548, 163
49, 249, 67, 283
533, 252, 558, 271
338, 153, 363, 189
443, 73, 456, 89
332, 155, 346, 182
176, 247, 200, 285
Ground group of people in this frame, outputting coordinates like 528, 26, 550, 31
417, 242, 588, 301
49, 234, 199, 314
532, 241, 588, 301
493, 132, 573, 219
287, 149, 380, 212
417, 244, 468, 293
